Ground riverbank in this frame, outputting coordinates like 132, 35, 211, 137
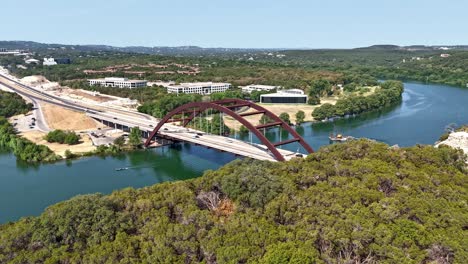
436, 131, 468, 162
19, 130, 95, 158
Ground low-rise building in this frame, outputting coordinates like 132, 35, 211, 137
43, 58, 57, 66
55, 58, 71, 64
167, 82, 231, 95
88, 77, 147, 89
260, 89, 307, 104
241, 84, 278, 93
0, 49, 21, 55
25, 58, 40, 64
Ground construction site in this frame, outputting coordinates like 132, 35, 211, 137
1, 69, 142, 157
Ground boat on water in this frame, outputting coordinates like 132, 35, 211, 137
115, 167, 129, 171
329, 133, 354, 142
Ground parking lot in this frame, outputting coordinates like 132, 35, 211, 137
88, 128, 127, 146
9, 114, 37, 132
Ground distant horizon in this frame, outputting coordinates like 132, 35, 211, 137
1, 0, 467, 49
2, 39, 467, 50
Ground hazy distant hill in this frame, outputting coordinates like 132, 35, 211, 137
356, 44, 468, 51
2, 41, 468, 56
0, 41, 275, 56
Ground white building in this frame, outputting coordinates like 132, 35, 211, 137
43, 58, 57, 66
167, 82, 231, 95
25, 58, 40, 64
0, 49, 24, 55
88, 77, 147, 89
241, 84, 278, 94
260, 89, 308, 104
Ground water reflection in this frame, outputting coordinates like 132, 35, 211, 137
1, 81, 467, 223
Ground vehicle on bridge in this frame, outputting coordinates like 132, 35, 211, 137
145, 99, 314, 162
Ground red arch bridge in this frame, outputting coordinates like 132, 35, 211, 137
142, 99, 314, 162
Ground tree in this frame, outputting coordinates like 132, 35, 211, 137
210, 114, 230, 135
309, 79, 332, 97
295, 110, 305, 125
307, 96, 320, 105
64, 149, 74, 159
113, 136, 125, 147
129, 127, 142, 147
279, 112, 291, 124
45, 130, 80, 145
64, 132, 80, 145
259, 114, 273, 125
312, 103, 335, 120
239, 125, 249, 135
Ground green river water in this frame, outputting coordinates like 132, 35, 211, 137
1, 82, 467, 223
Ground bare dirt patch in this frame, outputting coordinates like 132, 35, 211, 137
20, 131, 96, 157
68, 90, 115, 103
41, 103, 103, 131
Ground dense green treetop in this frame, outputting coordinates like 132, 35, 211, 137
0, 90, 33, 117
0, 140, 466, 263
312, 80, 404, 121
45, 130, 81, 145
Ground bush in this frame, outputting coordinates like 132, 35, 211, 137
295, 110, 305, 125
64, 149, 75, 159
439, 132, 450, 141
113, 136, 125, 147
279, 112, 291, 124
45, 130, 80, 145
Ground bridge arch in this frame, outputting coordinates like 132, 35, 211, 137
144, 99, 313, 161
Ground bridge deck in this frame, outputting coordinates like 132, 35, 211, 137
87, 112, 303, 162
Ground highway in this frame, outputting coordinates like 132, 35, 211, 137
0, 73, 153, 121
0, 72, 302, 162
88, 112, 301, 162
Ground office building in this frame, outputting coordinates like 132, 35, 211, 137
167, 82, 231, 95
88, 77, 147, 89
43, 58, 57, 66
55, 58, 71, 64
241, 84, 278, 93
260, 89, 308, 104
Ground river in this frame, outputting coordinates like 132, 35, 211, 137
1, 82, 467, 223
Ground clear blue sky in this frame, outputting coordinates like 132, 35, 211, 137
2, 0, 466, 48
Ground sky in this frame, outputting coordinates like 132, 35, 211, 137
1, 0, 467, 48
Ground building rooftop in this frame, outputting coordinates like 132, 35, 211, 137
245, 84, 277, 88
169, 82, 230, 88
88, 77, 147, 83
261, 89, 306, 97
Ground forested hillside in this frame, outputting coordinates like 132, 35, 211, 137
1, 140, 466, 263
